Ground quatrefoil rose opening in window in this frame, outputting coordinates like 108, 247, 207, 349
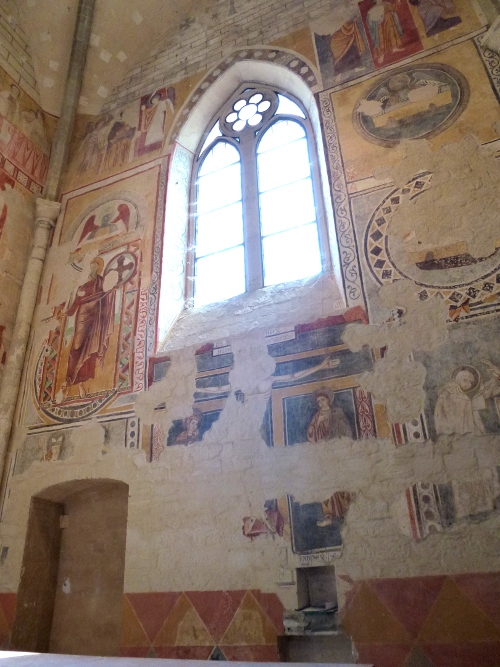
221, 89, 277, 135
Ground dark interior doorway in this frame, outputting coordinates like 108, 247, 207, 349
11, 479, 129, 656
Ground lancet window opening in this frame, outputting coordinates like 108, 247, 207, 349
187, 84, 332, 308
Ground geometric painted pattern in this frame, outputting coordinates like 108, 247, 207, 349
341, 573, 500, 667
364, 173, 500, 322
121, 589, 284, 661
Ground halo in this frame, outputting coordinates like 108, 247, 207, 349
451, 365, 480, 391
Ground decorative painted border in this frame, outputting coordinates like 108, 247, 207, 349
147, 157, 169, 356
169, 48, 319, 144
474, 34, 500, 101
0, 156, 42, 195
318, 90, 365, 310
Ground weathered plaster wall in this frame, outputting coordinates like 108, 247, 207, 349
0, 0, 499, 664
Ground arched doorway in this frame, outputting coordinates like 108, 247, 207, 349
11, 479, 129, 656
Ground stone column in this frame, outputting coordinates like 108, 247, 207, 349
0, 0, 96, 504
0, 199, 60, 489
44, 0, 96, 201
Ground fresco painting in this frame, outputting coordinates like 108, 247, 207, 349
352, 63, 469, 145
135, 87, 176, 157
34, 244, 140, 422
0, 68, 56, 193
358, 0, 423, 67
402, 467, 500, 540
162, 341, 234, 451
313, 0, 481, 90
409, 0, 461, 37
242, 492, 353, 555
260, 309, 384, 447
27, 161, 167, 427
61, 193, 143, 265
414, 317, 500, 440
328, 40, 498, 183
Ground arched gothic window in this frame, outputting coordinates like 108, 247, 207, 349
188, 85, 331, 308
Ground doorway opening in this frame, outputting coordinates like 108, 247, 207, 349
11, 479, 128, 656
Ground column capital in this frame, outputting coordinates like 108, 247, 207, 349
35, 198, 61, 228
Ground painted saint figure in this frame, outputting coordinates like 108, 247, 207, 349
330, 20, 367, 74
366, 0, 404, 64
409, 0, 461, 36
307, 389, 353, 442
0, 84, 20, 124
60, 257, 116, 400
103, 115, 136, 171
434, 364, 500, 436
77, 115, 113, 175
175, 410, 202, 445
135, 87, 175, 156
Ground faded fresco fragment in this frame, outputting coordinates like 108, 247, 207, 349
242, 492, 353, 555
312, 0, 482, 89
415, 317, 500, 440
353, 63, 469, 146
312, 7, 374, 89
399, 468, 500, 540
0, 67, 56, 194
409, 0, 461, 37
254, 309, 387, 447
328, 40, 499, 182
166, 341, 233, 447
361, 174, 500, 320
66, 75, 200, 190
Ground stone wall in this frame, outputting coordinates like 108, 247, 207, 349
0, 1, 39, 102
0, 0, 499, 665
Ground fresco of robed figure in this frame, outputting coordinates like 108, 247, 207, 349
58, 256, 116, 401
34, 250, 138, 418
415, 317, 500, 440
307, 388, 354, 442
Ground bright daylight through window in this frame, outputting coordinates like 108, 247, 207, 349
191, 86, 324, 308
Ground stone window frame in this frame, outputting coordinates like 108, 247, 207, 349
186, 83, 333, 306
158, 60, 343, 347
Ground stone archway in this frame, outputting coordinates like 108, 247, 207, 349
11, 478, 129, 656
